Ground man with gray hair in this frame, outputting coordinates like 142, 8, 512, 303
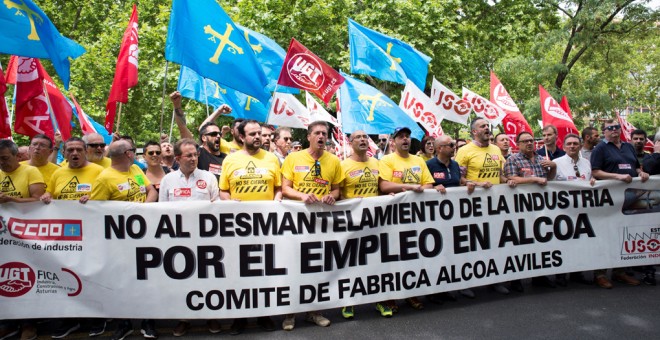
80, 133, 111, 168
272, 126, 292, 164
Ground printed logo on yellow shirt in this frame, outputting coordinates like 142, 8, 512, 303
233, 161, 269, 194
1, 176, 16, 192
402, 168, 420, 184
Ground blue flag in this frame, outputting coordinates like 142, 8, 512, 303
165, 0, 270, 104
339, 72, 424, 140
177, 66, 268, 122
236, 25, 298, 94
348, 19, 430, 90
0, 0, 85, 89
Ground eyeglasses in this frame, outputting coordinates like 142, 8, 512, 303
125, 148, 136, 154
282, 137, 292, 141
205, 131, 221, 137
379, 138, 388, 142
147, 151, 161, 156
314, 160, 321, 176
573, 164, 581, 178
30, 142, 50, 149
603, 125, 621, 131
438, 143, 456, 148
88, 143, 106, 148
518, 139, 534, 144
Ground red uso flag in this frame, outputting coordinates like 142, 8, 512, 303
105, 4, 139, 132
277, 38, 344, 105
539, 85, 578, 149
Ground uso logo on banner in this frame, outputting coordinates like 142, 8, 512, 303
0, 262, 36, 298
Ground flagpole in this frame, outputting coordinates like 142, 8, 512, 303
203, 78, 210, 117
42, 80, 60, 134
115, 102, 123, 133
159, 61, 170, 133
168, 108, 175, 143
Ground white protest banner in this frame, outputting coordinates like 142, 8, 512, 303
306, 91, 339, 126
1, 179, 659, 319
267, 92, 310, 129
399, 80, 444, 137
462, 87, 507, 126
430, 78, 472, 125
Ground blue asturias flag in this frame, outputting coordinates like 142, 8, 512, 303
0, 0, 85, 89
348, 19, 431, 90
165, 0, 270, 104
339, 72, 424, 140
177, 66, 268, 122
235, 25, 298, 94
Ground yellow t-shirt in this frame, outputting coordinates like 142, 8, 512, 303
0, 164, 44, 199
61, 157, 112, 169
340, 157, 379, 199
20, 161, 60, 190
454, 142, 504, 185
219, 149, 282, 201
281, 150, 343, 199
91, 165, 151, 202
219, 139, 242, 154
379, 153, 434, 185
419, 154, 433, 162
49, 163, 105, 200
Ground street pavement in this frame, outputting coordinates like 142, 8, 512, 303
23, 274, 660, 340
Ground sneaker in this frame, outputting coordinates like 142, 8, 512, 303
384, 300, 399, 313
405, 297, 424, 310
305, 312, 330, 327
207, 320, 221, 334
595, 275, 613, 289
172, 322, 190, 337
20, 324, 37, 340
256, 317, 276, 332
282, 315, 295, 331
52, 321, 80, 339
0, 325, 19, 340
375, 303, 393, 317
110, 320, 133, 340
88, 320, 107, 337
341, 306, 354, 319
613, 273, 640, 286
140, 320, 158, 339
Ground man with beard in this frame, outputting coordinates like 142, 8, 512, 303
226, 118, 245, 153
219, 120, 280, 334
537, 125, 565, 160
160, 141, 179, 171
22, 134, 60, 188
91, 140, 157, 340
261, 125, 273, 151
40, 137, 106, 337
494, 133, 511, 160
338, 130, 391, 319
197, 122, 227, 179
580, 126, 600, 160
379, 126, 434, 310
631, 129, 650, 166
591, 120, 649, 288
455, 118, 510, 296
272, 126, 293, 164
281, 121, 342, 330
0, 140, 45, 340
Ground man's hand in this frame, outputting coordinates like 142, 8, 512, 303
301, 193, 320, 204
535, 177, 548, 186
79, 195, 90, 204
54, 131, 62, 145
221, 125, 231, 136
169, 91, 183, 109
321, 195, 336, 205
618, 174, 633, 183
215, 104, 232, 115
640, 171, 650, 183
40, 192, 52, 204
435, 184, 446, 194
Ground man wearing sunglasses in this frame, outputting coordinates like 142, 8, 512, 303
590, 119, 649, 289
281, 121, 342, 330
272, 127, 293, 164
197, 123, 227, 179
61, 133, 111, 168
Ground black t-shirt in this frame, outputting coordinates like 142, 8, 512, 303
590, 141, 639, 177
426, 157, 461, 188
197, 147, 226, 179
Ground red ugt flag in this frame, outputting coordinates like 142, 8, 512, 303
12, 57, 55, 140
277, 38, 344, 105
0, 63, 11, 138
490, 72, 532, 150
105, 4, 139, 133
539, 85, 578, 149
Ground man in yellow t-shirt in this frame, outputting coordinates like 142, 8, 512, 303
454, 117, 506, 191
340, 130, 379, 199
379, 127, 434, 194
280, 121, 341, 330
42, 137, 104, 203
60, 133, 112, 168
220, 120, 282, 202
219, 120, 280, 334
0, 140, 45, 204
22, 134, 60, 188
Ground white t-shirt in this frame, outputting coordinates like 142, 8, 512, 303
554, 155, 592, 181
159, 168, 219, 202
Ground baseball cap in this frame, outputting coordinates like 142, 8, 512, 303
393, 127, 412, 138
292, 141, 302, 147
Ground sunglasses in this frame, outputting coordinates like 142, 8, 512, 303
573, 164, 581, 178
88, 143, 106, 148
205, 131, 221, 137
147, 151, 161, 156
518, 139, 534, 144
125, 148, 137, 154
603, 125, 621, 131
282, 137, 292, 141
314, 160, 321, 176
379, 138, 388, 142
438, 143, 456, 148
